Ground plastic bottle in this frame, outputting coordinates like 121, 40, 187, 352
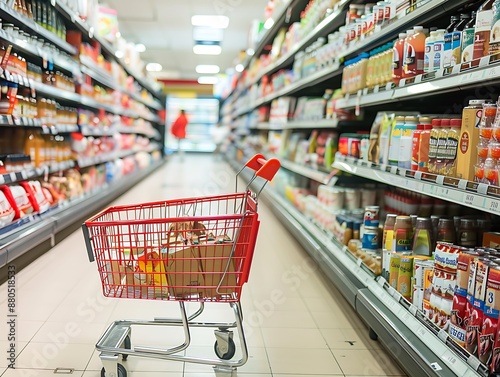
473, 0, 496, 60
428, 119, 442, 173
388, 116, 406, 166
404, 26, 427, 77
398, 116, 418, 169
392, 33, 406, 83
424, 31, 437, 72
411, 123, 425, 170
401, 29, 415, 79
436, 118, 451, 175
432, 29, 446, 72
462, 12, 477, 63
443, 15, 460, 68
452, 14, 471, 66
445, 118, 462, 177
413, 217, 433, 256
490, 0, 500, 55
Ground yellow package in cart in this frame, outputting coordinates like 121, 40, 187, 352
135, 251, 169, 297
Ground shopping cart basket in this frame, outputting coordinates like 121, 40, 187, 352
82, 154, 280, 377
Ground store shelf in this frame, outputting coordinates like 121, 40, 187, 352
0, 2, 77, 56
279, 158, 337, 185
333, 154, 500, 216
53, 0, 163, 101
0, 157, 165, 267
76, 148, 153, 169
228, 155, 486, 377
253, 118, 352, 130
339, 0, 473, 61
0, 28, 79, 74
0, 160, 76, 186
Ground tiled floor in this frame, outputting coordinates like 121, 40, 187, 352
0, 154, 407, 377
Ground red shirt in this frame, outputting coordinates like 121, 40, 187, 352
171, 114, 188, 139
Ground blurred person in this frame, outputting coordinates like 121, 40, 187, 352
170, 109, 188, 157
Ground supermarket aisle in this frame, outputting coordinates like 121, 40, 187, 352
0, 154, 406, 377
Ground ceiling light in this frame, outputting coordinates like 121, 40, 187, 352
196, 65, 220, 74
135, 43, 146, 52
115, 51, 124, 58
264, 18, 274, 30
198, 76, 219, 85
193, 45, 222, 55
193, 27, 224, 42
191, 15, 229, 29
146, 62, 163, 72
235, 64, 244, 72
246, 48, 255, 56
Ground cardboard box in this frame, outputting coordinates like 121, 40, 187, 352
197, 243, 238, 298
483, 232, 500, 248
456, 105, 481, 181
164, 246, 205, 299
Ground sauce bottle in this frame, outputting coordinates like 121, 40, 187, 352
413, 217, 433, 256
417, 122, 433, 173
437, 218, 456, 244
473, 0, 496, 60
428, 119, 442, 173
443, 15, 460, 68
392, 33, 406, 83
445, 118, 462, 177
404, 26, 427, 77
436, 118, 451, 175
393, 216, 413, 252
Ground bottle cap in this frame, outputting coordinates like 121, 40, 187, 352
432, 119, 442, 127
441, 118, 451, 127
450, 119, 462, 127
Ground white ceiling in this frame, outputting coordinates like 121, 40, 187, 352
102, 0, 270, 80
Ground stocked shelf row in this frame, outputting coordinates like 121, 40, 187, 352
0, 157, 164, 269
228, 154, 486, 377
52, 0, 163, 103
333, 154, 500, 216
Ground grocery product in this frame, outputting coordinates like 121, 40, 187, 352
393, 215, 413, 252
490, 0, 500, 54
443, 16, 460, 68
412, 217, 433, 256
388, 116, 405, 166
393, 33, 407, 83
473, 0, 496, 60
398, 115, 418, 169
403, 27, 428, 78
432, 29, 445, 71
428, 118, 442, 173
452, 14, 471, 66
462, 12, 477, 63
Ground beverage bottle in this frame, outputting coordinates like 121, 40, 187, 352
411, 121, 426, 170
388, 116, 406, 166
401, 29, 415, 79
404, 26, 427, 77
445, 118, 462, 177
424, 31, 437, 72
473, 0, 496, 60
392, 33, 406, 83
398, 116, 418, 169
432, 29, 446, 72
435, 118, 451, 175
443, 15, 460, 68
428, 119, 442, 173
489, 0, 500, 54
462, 12, 477, 63
452, 14, 471, 66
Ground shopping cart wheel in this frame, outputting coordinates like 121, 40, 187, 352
100, 363, 126, 377
369, 328, 378, 341
214, 337, 236, 360
122, 336, 131, 361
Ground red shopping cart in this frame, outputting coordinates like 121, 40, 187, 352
82, 154, 280, 377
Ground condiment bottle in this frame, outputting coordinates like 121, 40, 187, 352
383, 214, 397, 252
411, 123, 425, 170
393, 216, 413, 252
392, 33, 406, 83
445, 118, 462, 177
458, 218, 478, 247
437, 218, 456, 244
436, 118, 451, 175
413, 217, 433, 256
473, 0, 496, 60
428, 119, 442, 173
418, 121, 433, 172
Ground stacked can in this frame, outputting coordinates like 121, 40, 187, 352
362, 206, 380, 252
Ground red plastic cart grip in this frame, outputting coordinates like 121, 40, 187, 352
245, 154, 281, 182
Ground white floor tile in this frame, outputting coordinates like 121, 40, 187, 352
266, 347, 343, 375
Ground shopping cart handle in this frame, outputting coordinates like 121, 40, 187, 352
245, 154, 281, 182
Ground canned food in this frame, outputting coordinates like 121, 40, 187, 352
362, 226, 379, 251
364, 206, 380, 227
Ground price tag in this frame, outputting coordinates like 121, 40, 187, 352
486, 198, 500, 214
377, 276, 386, 287
430, 362, 443, 371
414, 171, 423, 180
436, 175, 445, 185
442, 351, 458, 367
398, 168, 406, 177
0, 174, 5, 185
9, 172, 17, 182
390, 166, 398, 174
356, 258, 362, 267
477, 183, 489, 194
438, 329, 449, 342
417, 325, 427, 339
20, 171, 28, 180
458, 179, 468, 190
409, 304, 418, 316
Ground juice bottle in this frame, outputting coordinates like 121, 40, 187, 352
452, 14, 471, 66
443, 15, 460, 68
398, 116, 418, 169
24, 129, 41, 167
388, 116, 405, 166
404, 26, 427, 77
392, 33, 406, 83
412, 122, 426, 171
401, 29, 415, 79
473, 0, 496, 60
489, 0, 500, 55
428, 119, 442, 173
424, 31, 437, 72
432, 29, 446, 72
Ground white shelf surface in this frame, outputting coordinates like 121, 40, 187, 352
333, 154, 500, 216
279, 158, 337, 185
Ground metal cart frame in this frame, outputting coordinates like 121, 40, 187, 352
82, 154, 280, 377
